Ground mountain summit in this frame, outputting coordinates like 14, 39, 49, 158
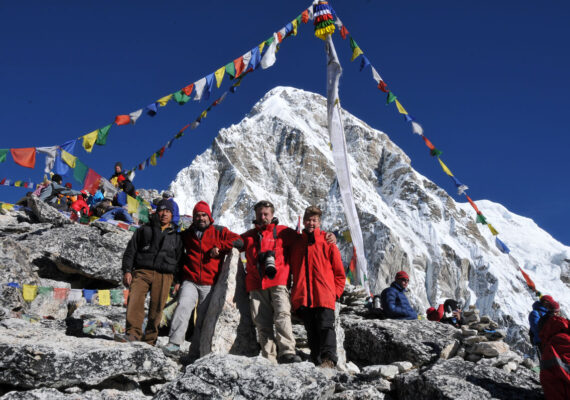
170, 86, 570, 351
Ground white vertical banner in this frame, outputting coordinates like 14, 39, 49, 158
325, 35, 370, 294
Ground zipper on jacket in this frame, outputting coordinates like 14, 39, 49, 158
305, 243, 312, 307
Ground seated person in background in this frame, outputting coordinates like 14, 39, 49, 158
427, 299, 463, 328
93, 196, 133, 224
70, 190, 90, 222
380, 271, 418, 320
38, 174, 81, 210
110, 162, 127, 183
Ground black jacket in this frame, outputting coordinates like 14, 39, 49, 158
122, 218, 183, 276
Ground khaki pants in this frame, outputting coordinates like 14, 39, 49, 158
126, 269, 173, 345
249, 285, 296, 362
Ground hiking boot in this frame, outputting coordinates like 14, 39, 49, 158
318, 359, 335, 369
161, 343, 180, 356
114, 333, 137, 343
277, 354, 302, 364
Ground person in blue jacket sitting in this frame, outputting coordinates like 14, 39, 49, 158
380, 270, 418, 320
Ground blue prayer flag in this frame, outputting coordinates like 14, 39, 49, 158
203, 73, 215, 101
495, 237, 510, 254
83, 289, 97, 303
249, 46, 261, 71
359, 56, 371, 72
54, 140, 77, 176
146, 103, 158, 116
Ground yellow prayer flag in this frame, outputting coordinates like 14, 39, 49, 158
351, 47, 363, 62
23, 284, 38, 302
14, 181, 22, 187
488, 224, 499, 236
292, 19, 298, 36
258, 41, 266, 54
200, 110, 208, 119
157, 94, 173, 107
82, 130, 98, 153
61, 149, 77, 168
438, 158, 454, 177
214, 66, 225, 88
395, 100, 408, 115
127, 195, 138, 214
1, 203, 14, 211
342, 230, 352, 243
98, 290, 111, 306
150, 153, 157, 166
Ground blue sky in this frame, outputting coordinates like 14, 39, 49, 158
1, 1, 569, 246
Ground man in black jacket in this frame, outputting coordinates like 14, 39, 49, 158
115, 199, 183, 345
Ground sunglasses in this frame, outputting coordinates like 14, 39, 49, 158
254, 200, 274, 210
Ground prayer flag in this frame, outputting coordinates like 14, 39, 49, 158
150, 153, 157, 166
83, 289, 97, 303
405, 114, 413, 122
465, 195, 480, 214
291, 18, 298, 36
261, 33, 278, 69
340, 25, 349, 40
476, 213, 487, 225
193, 77, 207, 100
96, 124, 112, 145
386, 92, 397, 104
37, 286, 53, 295
378, 81, 389, 93
61, 149, 76, 168
495, 237, 510, 254
438, 158, 453, 176
68, 289, 83, 303
351, 46, 363, 62
203, 73, 215, 100
23, 284, 38, 302
110, 289, 123, 305
10, 148, 36, 168
360, 56, 370, 72
0, 149, 8, 163
422, 136, 435, 150
54, 140, 77, 175
54, 288, 69, 302
457, 184, 469, 196
98, 290, 111, 306
395, 100, 408, 115
214, 66, 225, 88
519, 267, 536, 291
123, 289, 129, 305
114, 115, 131, 125
173, 90, 190, 105
182, 83, 194, 96
488, 224, 499, 235
301, 9, 309, 24
411, 121, 423, 135
234, 56, 245, 78
258, 41, 266, 55
342, 230, 352, 243
127, 195, 138, 214
36, 146, 57, 173
73, 159, 88, 183
14, 181, 22, 187
225, 62, 236, 79
129, 109, 143, 124
82, 130, 98, 153
248, 46, 261, 71
157, 94, 173, 107
146, 103, 158, 116
83, 169, 102, 195
371, 67, 382, 84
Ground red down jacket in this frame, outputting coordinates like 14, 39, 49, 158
289, 228, 345, 311
181, 224, 242, 285
240, 223, 298, 292
539, 315, 570, 400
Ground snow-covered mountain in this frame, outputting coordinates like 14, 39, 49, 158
170, 86, 570, 352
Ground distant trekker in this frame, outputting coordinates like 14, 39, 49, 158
380, 271, 418, 320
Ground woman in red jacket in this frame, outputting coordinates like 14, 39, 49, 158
290, 206, 345, 368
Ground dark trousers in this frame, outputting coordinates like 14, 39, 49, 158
298, 307, 337, 365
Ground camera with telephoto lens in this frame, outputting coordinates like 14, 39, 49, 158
258, 251, 277, 279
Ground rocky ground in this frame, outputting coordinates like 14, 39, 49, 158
0, 202, 544, 399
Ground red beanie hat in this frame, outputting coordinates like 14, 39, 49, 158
541, 295, 560, 312
395, 270, 409, 280
193, 201, 214, 223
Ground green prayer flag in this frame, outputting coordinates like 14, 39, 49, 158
476, 214, 487, 225
96, 124, 112, 145
173, 90, 190, 105
295, 15, 302, 26
386, 92, 397, 104
266, 36, 275, 46
138, 204, 150, 224
430, 148, 443, 157
110, 289, 123, 305
73, 159, 89, 183
175, 131, 184, 139
225, 62, 236, 79
350, 37, 359, 51
0, 149, 8, 163
38, 286, 53, 295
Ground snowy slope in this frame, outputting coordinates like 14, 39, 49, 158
169, 86, 570, 352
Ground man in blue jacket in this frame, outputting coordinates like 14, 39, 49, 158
380, 270, 417, 320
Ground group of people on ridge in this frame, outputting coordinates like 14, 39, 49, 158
117, 199, 346, 367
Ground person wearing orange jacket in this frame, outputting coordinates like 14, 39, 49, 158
538, 298, 570, 400
290, 206, 345, 368
162, 201, 242, 361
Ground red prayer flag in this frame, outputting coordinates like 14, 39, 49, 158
422, 136, 436, 151
182, 83, 194, 96
54, 288, 69, 302
83, 169, 102, 195
519, 267, 537, 292
0, 178, 6, 185
349, 246, 357, 281
301, 9, 309, 24
158, 147, 165, 158
378, 81, 389, 93
277, 32, 283, 43
465, 195, 480, 214
234, 56, 245, 78
10, 148, 36, 168
340, 25, 349, 40
114, 115, 131, 126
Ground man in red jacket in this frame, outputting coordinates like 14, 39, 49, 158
161, 201, 242, 361
290, 206, 345, 368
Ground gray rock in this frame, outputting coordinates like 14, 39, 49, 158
502, 361, 518, 373
0, 285, 28, 319
342, 318, 461, 367
391, 360, 413, 373
394, 357, 543, 400
480, 315, 491, 323
461, 327, 478, 337
26, 196, 72, 226
471, 341, 509, 357
484, 329, 506, 341
154, 354, 336, 399
465, 353, 482, 363
361, 364, 399, 380
463, 335, 488, 345
330, 387, 388, 399
0, 388, 151, 399
0, 322, 178, 391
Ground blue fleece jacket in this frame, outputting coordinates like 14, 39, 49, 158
528, 301, 549, 345
380, 282, 418, 320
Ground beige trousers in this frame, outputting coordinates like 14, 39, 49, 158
249, 285, 296, 362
